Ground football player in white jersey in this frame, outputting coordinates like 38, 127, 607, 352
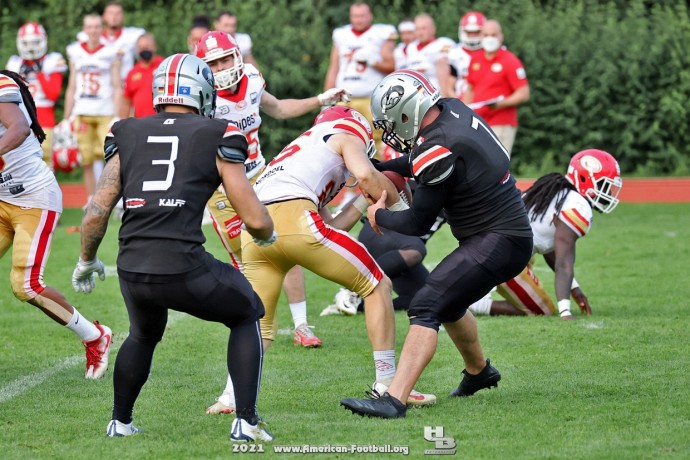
469, 150, 623, 319
0, 70, 112, 380
214, 11, 259, 68
240, 105, 434, 406
196, 31, 351, 413
6, 23, 67, 163
403, 13, 455, 98
64, 14, 122, 204
77, 1, 145, 79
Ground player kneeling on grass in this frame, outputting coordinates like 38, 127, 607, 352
468, 149, 623, 319
72, 54, 275, 442
0, 70, 111, 380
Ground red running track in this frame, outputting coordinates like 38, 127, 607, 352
60, 177, 690, 209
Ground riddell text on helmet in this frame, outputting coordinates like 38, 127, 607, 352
157, 97, 185, 104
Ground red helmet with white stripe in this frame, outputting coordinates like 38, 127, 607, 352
370, 70, 440, 153
566, 149, 622, 213
459, 12, 486, 50
51, 120, 80, 173
17, 22, 47, 60
152, 54, 217, 118
195, 31, 244, 90
314, 106, 376, 158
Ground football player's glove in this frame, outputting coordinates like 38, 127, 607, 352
72, 257, 106, 294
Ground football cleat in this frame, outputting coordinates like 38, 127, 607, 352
334, 288, 362, 316
230, 417, 274, 442
206, 390, 236, 415
106, 419, 142, 437
341, 391, 407, 419
449, 359, 501, 397
293, 324, 322, 348
83, 321, 112, 379
319, 304, 344, 316
372, 381, 437, 407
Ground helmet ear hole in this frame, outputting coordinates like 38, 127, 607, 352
579, 174, 587, 183
401, 114, 408, 123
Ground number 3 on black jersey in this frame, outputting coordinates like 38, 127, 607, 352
142, 136, 179, 192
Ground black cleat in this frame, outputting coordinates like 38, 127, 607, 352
341, 391, 407, 419
449, 359, 501, 397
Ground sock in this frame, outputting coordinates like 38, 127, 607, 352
66, 308, 101, 342
228, 320, 262, 423
373, 350, 396, 384
219, 373, 236, 406
112, 336, 157, 424
377, 251, 409, 278
289, 301, 308, 328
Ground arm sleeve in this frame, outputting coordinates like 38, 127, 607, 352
36, 72, 63, 102
376, 155, 410, 176
375, 180, 448, 236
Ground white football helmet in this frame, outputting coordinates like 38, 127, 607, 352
370, 70, 440, 153
195, 31, 244, 90
152, 54, 217, 118
17, 22, 47, 60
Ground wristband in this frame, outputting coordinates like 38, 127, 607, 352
557, 299, 572, 317
352, 195, 369, 214
571, 278, 579, 290
388, 199, 409, 211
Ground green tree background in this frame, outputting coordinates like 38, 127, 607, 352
2, 0, 689, 175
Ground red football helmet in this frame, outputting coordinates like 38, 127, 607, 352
566, 149, 622, 214
459, 11, 486, 51
17, 22, 47, 60
51, 120, 81, 173
313, 106, 375, 158
195, 31, 244, 90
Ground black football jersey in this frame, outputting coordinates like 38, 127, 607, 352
105, 112, 248, 274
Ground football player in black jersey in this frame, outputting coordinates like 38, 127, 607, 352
72, 54, 276, 441
341, 69, 533, 418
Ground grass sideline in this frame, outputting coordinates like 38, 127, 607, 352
1, 204, 689, 459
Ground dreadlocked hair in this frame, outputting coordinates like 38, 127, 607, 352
0, 70, 46, 144
522, 172, 577, 223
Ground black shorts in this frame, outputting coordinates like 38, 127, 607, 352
118, 252, 264, 342
358, 219, 427, 258
408, 232, 533, 330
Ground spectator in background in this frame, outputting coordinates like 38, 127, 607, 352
463, 19, 529, 157
6, 22, 67, 163
403, 13, 455, 98
214, 11, 259, 68
64, 14, 121, 204
393, 18, 416, 70
187, 15, 210, 53
120, 34, 163, 118
447, 11, 487, 99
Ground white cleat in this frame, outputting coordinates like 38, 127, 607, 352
230, 417, 273, 442
106, 419, 142, 437
334, 288, 361, 316
206, 390, 236, 414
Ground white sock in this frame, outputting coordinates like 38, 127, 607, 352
468, 293, 493, 316
66, 308, 101, 342
219, 373, 236, 406
289, 301, 308, 328
373, 350, 396, 384
93, 160, 104, 182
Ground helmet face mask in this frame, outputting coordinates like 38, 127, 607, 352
195, 31, 244, 90
459, 12, 486, 51
566, 149, 622, 214
152, 54, 217, 118
17, 23, 47, 60
371, 70, 440, 154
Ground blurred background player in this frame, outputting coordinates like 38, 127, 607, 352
463, 19, 530, 157
403, 13, 455, 98
393, 18, 416, 70
469, 149, 623, 319
119, 33, 163, 119
214, 11, 259, 68
196, 31, 350, 414
187, 15, 210, 53
64, 14, 122, 205
0, 70, 111, 380
447, 11, 487, 99
6, 23, 67, 163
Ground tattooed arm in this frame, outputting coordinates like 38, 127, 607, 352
80, 154, 122, 261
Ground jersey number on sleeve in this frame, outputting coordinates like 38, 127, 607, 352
142, 136, 178, 191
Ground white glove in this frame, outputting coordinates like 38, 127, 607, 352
72, 257, 106, 293
352, 48, 380, 67
317, 88, 351, 107
253, 230, 278, 247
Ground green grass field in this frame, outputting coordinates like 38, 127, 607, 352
1, 204, 689, 459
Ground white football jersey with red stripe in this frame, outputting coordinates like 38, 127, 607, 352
214, 64, 265, 179
403, 37, 455, 92
531, 189, 593, 254
0, 75, 61, 211
6, 52, 67, 108
254, 118, 371, 208
333, 24, 397, 97
447, 45, 471, 97
66, 41, 121, 116
78, 27, 145, 79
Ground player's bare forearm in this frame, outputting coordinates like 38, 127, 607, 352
80, 156, 122, 260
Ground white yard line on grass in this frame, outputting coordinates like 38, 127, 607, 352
0, 310, 189, 405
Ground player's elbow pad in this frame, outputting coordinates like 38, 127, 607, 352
217, 145, 248, 164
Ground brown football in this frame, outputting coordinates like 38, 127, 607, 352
382, 170, 412, 206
